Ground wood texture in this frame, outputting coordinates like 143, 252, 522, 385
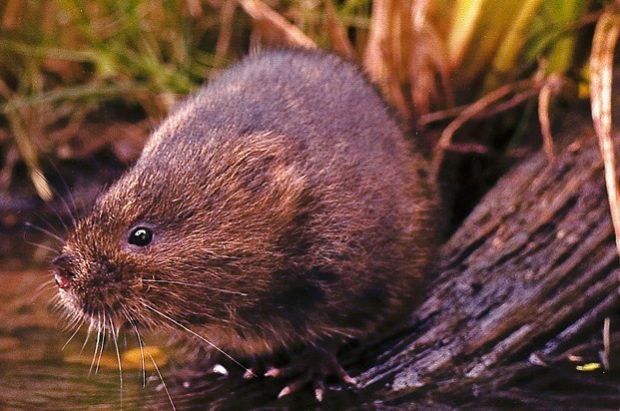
356, 107, 620, 408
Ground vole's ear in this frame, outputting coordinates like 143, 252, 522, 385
222, 131, 310, 225
266, 160, 307, 221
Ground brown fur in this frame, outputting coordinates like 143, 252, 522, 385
53, 49, 437, 358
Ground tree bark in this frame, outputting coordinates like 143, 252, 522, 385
356, 106, 620, 408
143, 108, 619, 410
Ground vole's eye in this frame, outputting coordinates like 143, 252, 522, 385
128, 227, 153, 247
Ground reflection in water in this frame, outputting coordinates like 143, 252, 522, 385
0, 270, 162, 410
0, 270, 358, 410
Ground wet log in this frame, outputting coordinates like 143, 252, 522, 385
141, 106, 618, 410
356, 106, 620, 408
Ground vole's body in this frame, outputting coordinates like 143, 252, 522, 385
54, 49, 435, 380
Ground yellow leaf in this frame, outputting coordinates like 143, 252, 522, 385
64, 345, 168, 371
123, 346, 168, 370
576, 362, 601, 371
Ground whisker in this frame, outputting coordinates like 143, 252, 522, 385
48, 297, 64, 316
81, 324, 93, 355
147, 352, 177, 411
141, 279, 248, 296
123, 308, 147, 388
62, 321, 83, 351
62, 313, 81, 332
47, 160, 79, 227
24, 221, 64, 243
55, 188, 77, 230
96, 313, 107, 374
141, 302, 249, 374
29, 279, 56, 304
90, 314, 102, 376
39, 191, 70, 233
25, 239, 59, 254
29, 211, 64, 239
110, 317, 124, 410
34, 202, 68, 234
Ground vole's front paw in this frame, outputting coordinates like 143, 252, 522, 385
264, 346, 356, 402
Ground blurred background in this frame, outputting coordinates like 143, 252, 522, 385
0, 0, 602, 253
0, 0, 615, 409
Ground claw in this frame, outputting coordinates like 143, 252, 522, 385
342, 374, 357, 385
211, 364, 229, 376
264, 368, 280, 378
243, 368, 257, 379
264, 346, 356, 400
314, 380, 325, 402
277, 386, 291, 399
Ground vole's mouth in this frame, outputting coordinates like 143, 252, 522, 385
56, 282, 132, 329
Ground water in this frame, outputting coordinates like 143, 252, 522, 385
0, 269, 358, 410
0, 269, 178, 410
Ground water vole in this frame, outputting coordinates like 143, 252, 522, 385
52, 49, 436, 399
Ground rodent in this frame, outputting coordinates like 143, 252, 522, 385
52, 49, 436, 398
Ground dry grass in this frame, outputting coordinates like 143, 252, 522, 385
0, 0, 607, 202
590, 6, 620, 260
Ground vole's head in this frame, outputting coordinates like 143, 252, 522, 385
53, 132, 308, 338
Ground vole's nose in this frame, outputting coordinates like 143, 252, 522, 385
52, 254, 74, 290
54, 272, 71, 290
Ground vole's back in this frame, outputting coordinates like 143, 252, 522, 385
140, 49, 435, 347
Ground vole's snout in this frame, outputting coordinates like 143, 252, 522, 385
52, 250, 128, 319
54, 272, 71, 290
52, 254, 74, 290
